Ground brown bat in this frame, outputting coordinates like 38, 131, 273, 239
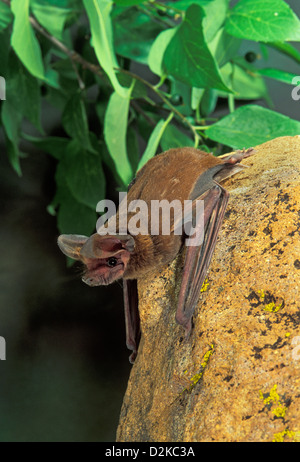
58, 147, 253, 362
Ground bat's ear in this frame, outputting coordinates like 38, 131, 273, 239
80, 233, 135, 259
57, 234, 89, 260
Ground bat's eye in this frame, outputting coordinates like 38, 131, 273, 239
107, 257, 118, 267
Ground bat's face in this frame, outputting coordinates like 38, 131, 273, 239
57, 233, 135, 286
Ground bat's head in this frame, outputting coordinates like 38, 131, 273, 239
57, 233, 135, 286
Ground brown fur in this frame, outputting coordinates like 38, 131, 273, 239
121, 148, 224, 279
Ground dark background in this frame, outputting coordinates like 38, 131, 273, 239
0, 0, 299, 442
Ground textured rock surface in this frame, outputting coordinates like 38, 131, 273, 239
116, 136, 300, 442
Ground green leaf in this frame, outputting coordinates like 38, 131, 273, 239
268, 42, 300, 65
225, 0, 300, 43
148, 28, 176, 77
44, 68, 60, 89
257, 68, 299, 85
163, 4, 231, 92
117, 73, 147, 99
221, 62, 268, 100
54, 159, 97, 235
64, 140, 106, 210
5, 52, 42, 131
127, 126, 139, 173
62, 93, 94, 152
57, 195, 97, 235
22, 134, 70, 160
191, 88, 205, 112
10, 0, 45, 79
137, 112, 174, 171
167, 0, 229, 42
3, 134, 22, 177
199, 0, 229, 43
206, 105, 300, 149
104, 87, 134, 185
200, 89, 218, 117
114, 0, 145, 5
0, 29, 10, 76
30, 0, 72, 40
52, 138, 104, 233
83, 0, 126, 96
209, 27, 242, 67
1, 102, 22, 175
170, 79, 192, 116
0, 2, 13, 31
113, 6, 164, 64
32, 0, 82, 7
160, 123, 194, 152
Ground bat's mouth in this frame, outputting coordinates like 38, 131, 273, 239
82, 258, 124, 286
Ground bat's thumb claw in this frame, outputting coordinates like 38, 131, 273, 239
184, 320, 192, 338
129, 350, 137, 364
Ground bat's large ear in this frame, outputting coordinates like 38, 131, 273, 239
80, 233, 135, 259
57, 235, 89, 260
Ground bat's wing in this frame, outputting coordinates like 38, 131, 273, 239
123, 279, 140, 363
175, 183, 229, 335
175, 150, 254, 334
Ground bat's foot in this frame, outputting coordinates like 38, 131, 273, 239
237, 147, 255, 159
176, 312, 192, 338
184, 322, 192, 338
224, 147, 255, 165
129, 350, 137, 364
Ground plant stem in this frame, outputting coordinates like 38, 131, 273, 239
137, 4, 174, 28
116, 68, 200, 141
149, 0, 184, 16
228, 94, 235, 113
194, 125, 211, 130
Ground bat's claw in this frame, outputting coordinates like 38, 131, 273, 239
223, 147, 255, 165
129, 350, 137, 364
176, 311, 193, 338
238, 147, 255, 158
184, 320, 192, 338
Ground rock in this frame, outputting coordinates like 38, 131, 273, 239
116, 136, 300, 442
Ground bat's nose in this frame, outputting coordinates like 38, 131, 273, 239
82, 275, 99, 286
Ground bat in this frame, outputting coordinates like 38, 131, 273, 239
58, 147, 253, 362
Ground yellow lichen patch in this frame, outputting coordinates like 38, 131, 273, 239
200, 278, 209, 293
272, 405, 287, 418
273, 429, 300, 442
260, 384, 279, 405
263, 302, 283, 313
250, 289, 284, 313
260, 385, 288, 420
200, 344, 214, 368
257, 289, 265, 300
182, 344, 214, 393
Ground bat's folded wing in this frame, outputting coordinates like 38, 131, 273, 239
175, 183, 229, 335
123, 279, 140, 363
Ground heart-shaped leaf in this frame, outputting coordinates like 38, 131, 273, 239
206, 105, 300, 148
163, 4, 231, 92
225, 0, 300, 42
